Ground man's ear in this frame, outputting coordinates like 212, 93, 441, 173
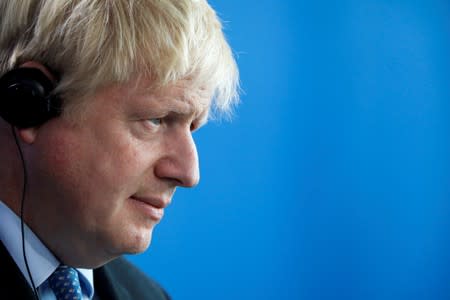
16, 127, 38, 144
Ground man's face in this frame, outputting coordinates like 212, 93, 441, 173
23, 77, 210, 267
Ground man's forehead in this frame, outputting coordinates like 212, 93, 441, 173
131, 77, 212, 118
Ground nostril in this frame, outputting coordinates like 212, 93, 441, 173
154, 148, 199, 187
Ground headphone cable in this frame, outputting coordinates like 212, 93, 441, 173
11, 126, 40, 300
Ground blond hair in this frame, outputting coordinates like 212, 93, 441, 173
0, 0, 239, 116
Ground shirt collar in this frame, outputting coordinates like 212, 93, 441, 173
0, 201, 94, 298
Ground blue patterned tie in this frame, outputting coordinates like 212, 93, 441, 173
48, 265, 83, 300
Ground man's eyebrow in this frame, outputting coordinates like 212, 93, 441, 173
164, 97, 210, 119
167, 108, 210, 129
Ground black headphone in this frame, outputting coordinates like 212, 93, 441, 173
0, 67, 62, 300
0, 67, 62, 128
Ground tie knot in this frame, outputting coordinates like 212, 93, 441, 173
48, 265, 83, 300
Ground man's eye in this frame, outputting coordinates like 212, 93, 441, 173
147, 118, 162, 126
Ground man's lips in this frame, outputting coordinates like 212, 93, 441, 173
129, 196, 169, 222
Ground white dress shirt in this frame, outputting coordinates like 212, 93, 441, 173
0, 201, 94, 299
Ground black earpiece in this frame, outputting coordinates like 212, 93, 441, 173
0, 67, 61, 128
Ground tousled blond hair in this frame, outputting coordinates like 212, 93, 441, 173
0, 0, 239, 116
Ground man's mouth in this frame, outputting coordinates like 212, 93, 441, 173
129, 195, 169, 222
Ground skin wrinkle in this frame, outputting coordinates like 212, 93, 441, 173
126, 78, 211, 130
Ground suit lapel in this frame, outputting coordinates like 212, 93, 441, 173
93, 262, 129, 300
0, 241, 36, 299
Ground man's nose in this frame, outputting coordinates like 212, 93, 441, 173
154, 130, 200, 187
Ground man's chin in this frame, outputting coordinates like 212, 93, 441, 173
123, 230, 153, 255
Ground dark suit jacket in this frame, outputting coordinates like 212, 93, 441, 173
0, 241, 170, 299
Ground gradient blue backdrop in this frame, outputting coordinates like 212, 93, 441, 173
128, 1, 450, 299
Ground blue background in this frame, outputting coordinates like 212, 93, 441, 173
128, 1, 450, 299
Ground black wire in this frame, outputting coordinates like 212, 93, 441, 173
11, 126, 40, 300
